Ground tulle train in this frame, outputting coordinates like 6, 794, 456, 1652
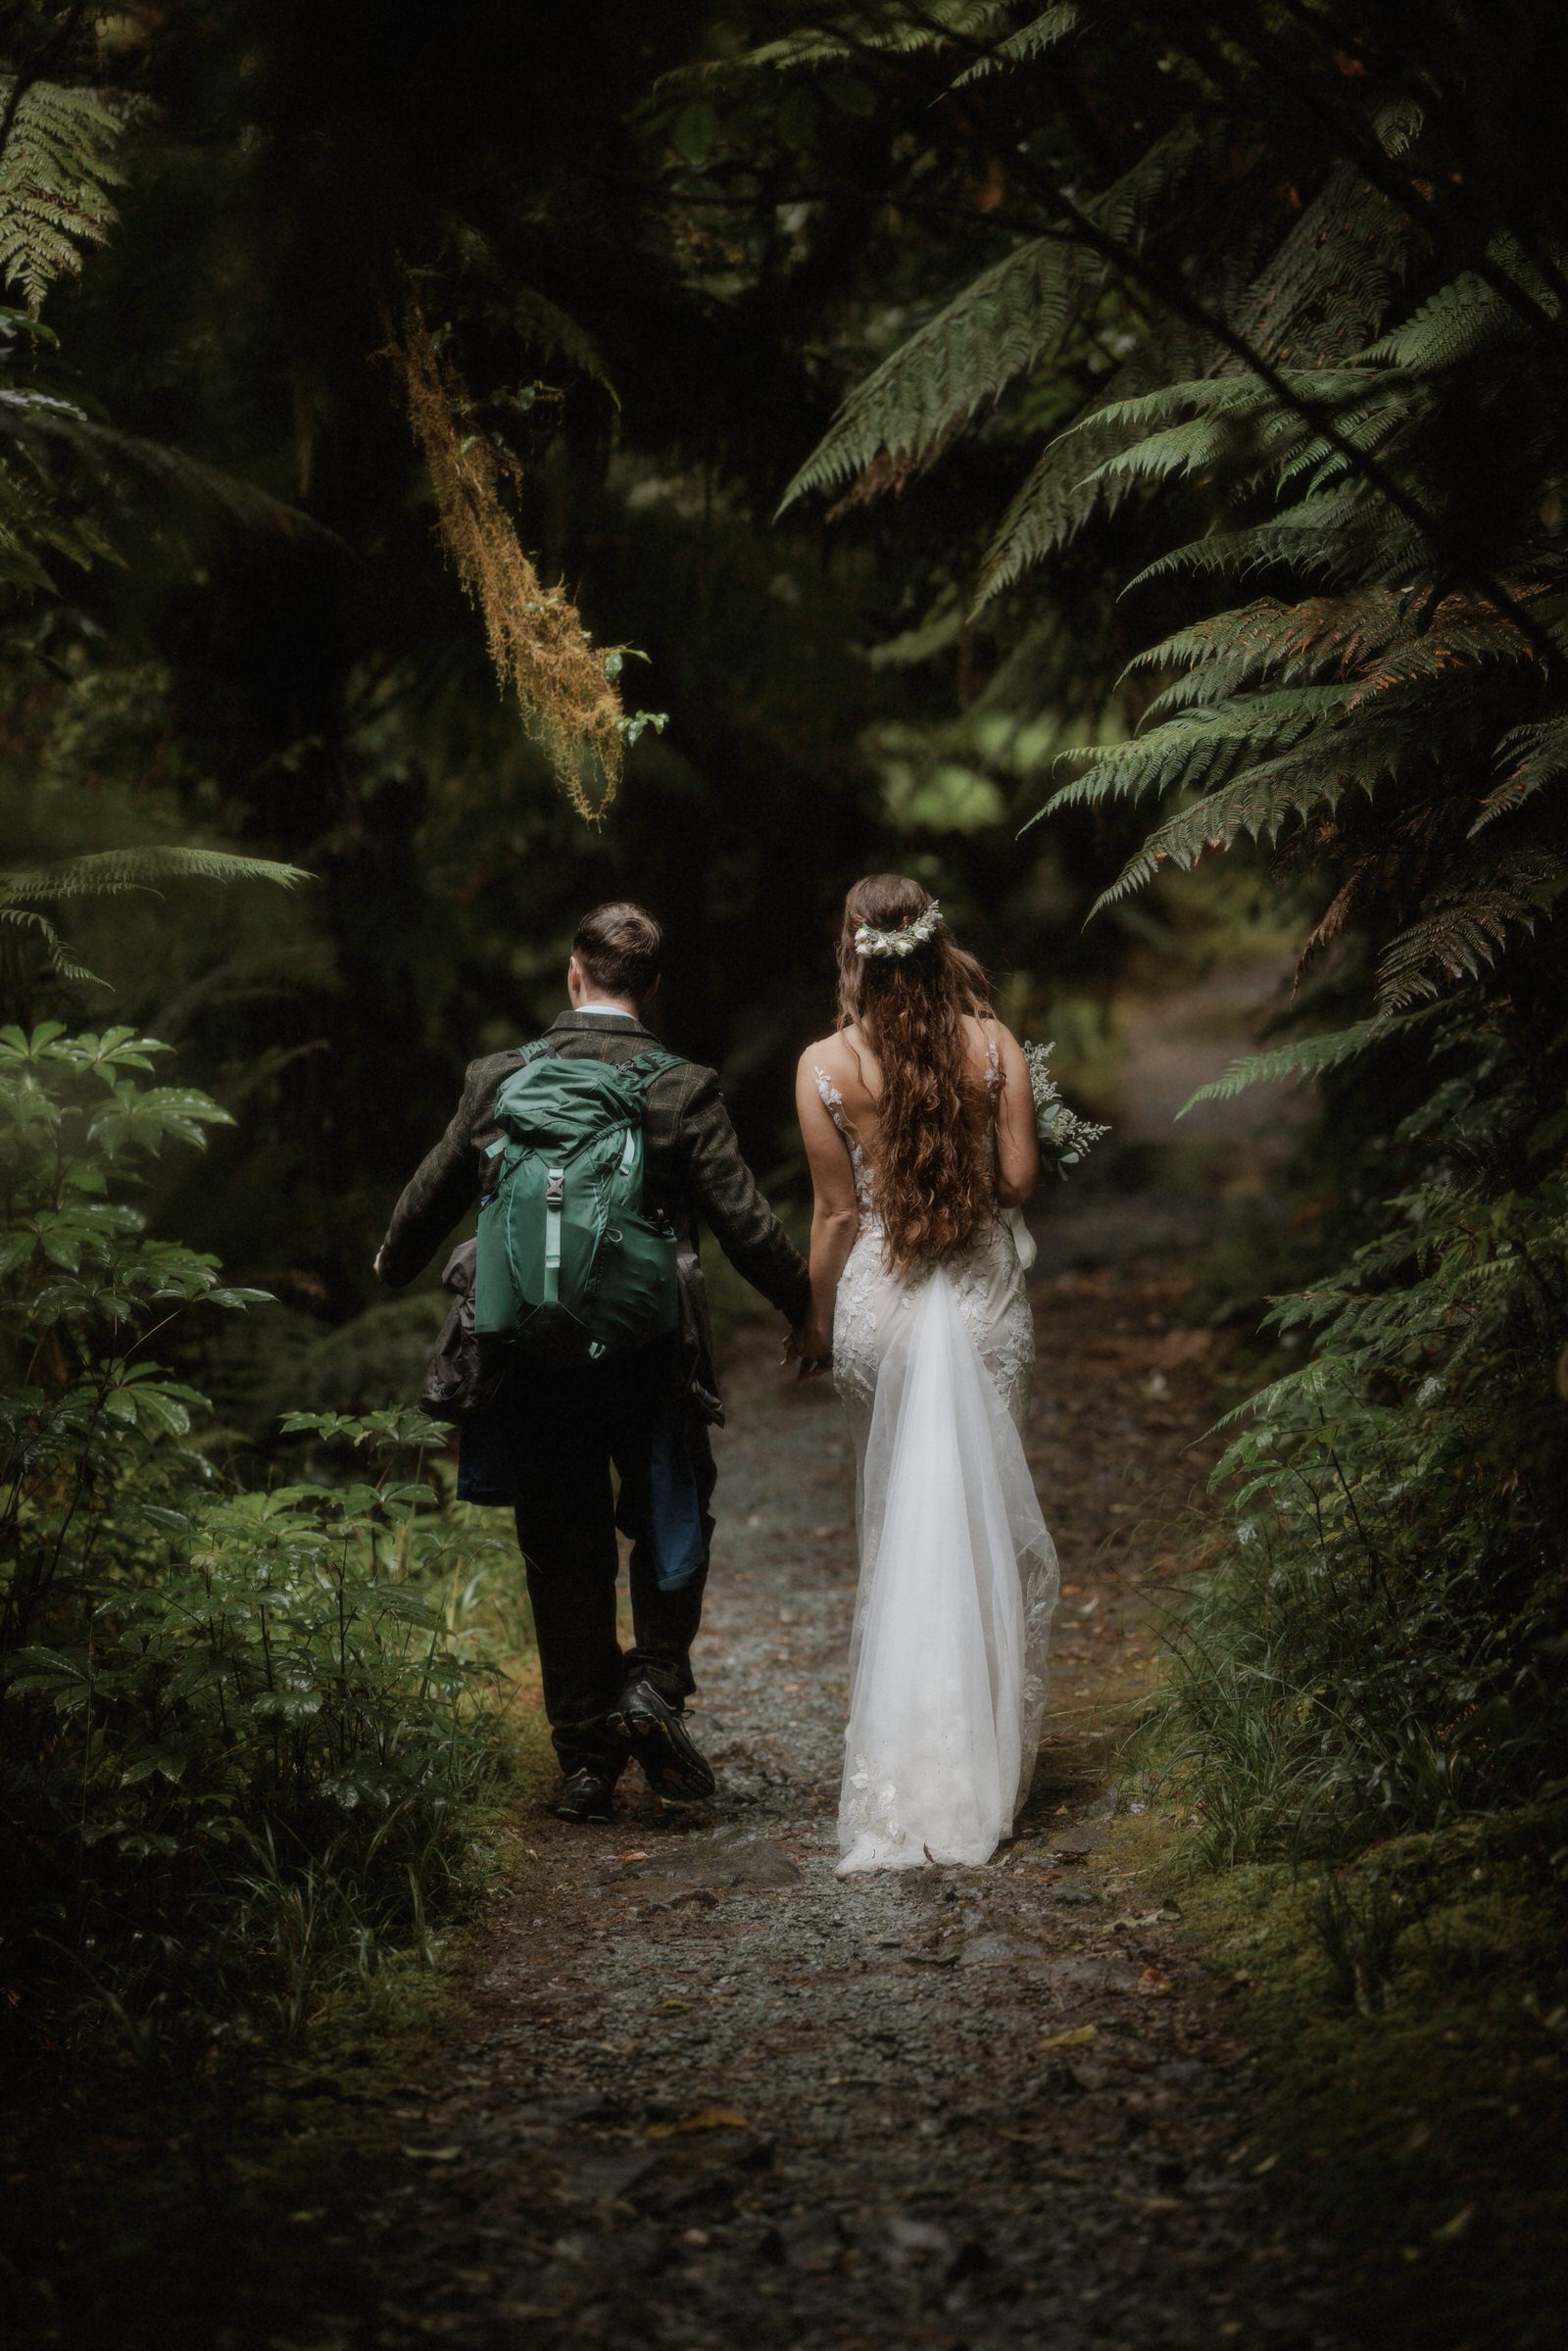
836, 1265, 1057, 1874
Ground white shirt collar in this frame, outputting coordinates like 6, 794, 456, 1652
574, 1003, 638, 1020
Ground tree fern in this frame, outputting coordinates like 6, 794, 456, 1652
0, 79, 129, 315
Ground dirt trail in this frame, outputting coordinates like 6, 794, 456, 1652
290, 1213, 1342, 2351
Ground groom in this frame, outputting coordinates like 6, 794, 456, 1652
375, 902, 809, 1824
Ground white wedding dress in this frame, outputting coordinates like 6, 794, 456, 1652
814, 1055, 1058, 1875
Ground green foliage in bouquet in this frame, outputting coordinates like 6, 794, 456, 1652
0, 1026, 514, 2072
1021, 1038, 1108, 1178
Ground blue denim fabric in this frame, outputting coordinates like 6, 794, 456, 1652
457, 1336, 707, 1593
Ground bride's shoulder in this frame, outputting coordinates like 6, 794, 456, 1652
799, 1028, 858, 1074
959, 1010, 1004, 1054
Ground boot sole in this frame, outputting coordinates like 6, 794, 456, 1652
606, 1703, 716, 1801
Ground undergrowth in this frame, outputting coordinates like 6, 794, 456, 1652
0, 1024, 528, 2087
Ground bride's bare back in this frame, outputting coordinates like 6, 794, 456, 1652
801, 1014, 1039, 1209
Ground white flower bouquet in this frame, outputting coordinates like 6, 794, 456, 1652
1022, 1040, 1109, 1179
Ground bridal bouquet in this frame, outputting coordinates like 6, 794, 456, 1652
1022, 1040, 1109, 1180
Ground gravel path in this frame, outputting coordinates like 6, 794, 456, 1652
334, 1249, 1344, 2351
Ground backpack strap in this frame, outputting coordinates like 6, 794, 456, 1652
617, 1045, 684, 1102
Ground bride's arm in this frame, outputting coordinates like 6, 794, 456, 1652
794, 1050, 860, 1361
990, 1024, 1042, 1208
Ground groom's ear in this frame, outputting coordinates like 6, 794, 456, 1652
645, 971, 662, 1004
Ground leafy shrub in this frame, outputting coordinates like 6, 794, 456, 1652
0, 1026, 513, 2071
1154, 1027, 1568, 1865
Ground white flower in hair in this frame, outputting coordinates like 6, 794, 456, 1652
854, 901, 942, 959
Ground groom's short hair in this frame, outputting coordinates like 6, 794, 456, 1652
573, 901, 663, 1002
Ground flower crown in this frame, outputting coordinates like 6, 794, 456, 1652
853, 901, 942, 959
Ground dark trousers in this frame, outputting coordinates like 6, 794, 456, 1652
510, 1343, 716, 1780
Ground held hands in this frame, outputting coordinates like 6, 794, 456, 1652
783, 1320, 832, 1382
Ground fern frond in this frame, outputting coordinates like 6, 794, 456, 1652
1083, 705, 1420, 908
1179, 1007, 1441, 1112
1375, 854, 1558, 1010
780, 124, 1203, 512
1473, 713, 1568, 832
0, 441, 116, 590
1037, 688, 1348, 825
952, 4, 1079, 83
0, 903, 100, 985
1341, 617, 1540, 709
0, 847, 311, 904
1131, 593, 1408, 712
778, 235, 1086, 510
1238, 165, 1415, 366
684, 2, 1010, 82
510, 286, 618, 406
1357, 265, 1535, 373
1119, 491, 1422, 596
0, 79, 130, 314
1133, 592, 1538, 727
0, 387, 330, 545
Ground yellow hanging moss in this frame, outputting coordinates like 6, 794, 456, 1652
384, 277, 624, 820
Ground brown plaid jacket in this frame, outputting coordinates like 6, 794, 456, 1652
376, 1009, 809, 1413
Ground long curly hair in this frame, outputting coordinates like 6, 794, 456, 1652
836, 874, 994, 1271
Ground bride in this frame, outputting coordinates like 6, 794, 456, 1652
791, 875, 1058, 1875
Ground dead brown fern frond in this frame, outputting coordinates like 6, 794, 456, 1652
383, 279, 623, 820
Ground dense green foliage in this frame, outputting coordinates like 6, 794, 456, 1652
0, 1024, 513, 2068
701, 0, 1568, 1875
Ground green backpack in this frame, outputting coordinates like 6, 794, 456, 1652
473, 1042, 684, 1363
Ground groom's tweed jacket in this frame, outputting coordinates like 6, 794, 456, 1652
377, 1009, 808, 1416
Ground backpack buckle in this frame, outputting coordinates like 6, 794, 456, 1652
545, 1170, 565, 1206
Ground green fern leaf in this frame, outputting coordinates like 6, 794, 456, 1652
0, 79, 131, 314
1357, 263, 1536, 373
780, 123, 1203, 512
952, 5, 1080, 84
778, 235, 1086, 510
1179, 1007, 1442, 1113
1131, 593, 1408, 714
1375, 854, 1558, 1010
0, 848, 311, 904
1081, 702, 1426, 910
1473, 713, 1568, 832
1036, 688, 1348, 827
0, 903, 101, 986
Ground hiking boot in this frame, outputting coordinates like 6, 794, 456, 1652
608, 1679, 716, 1803
551, 1768, 617, 1825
